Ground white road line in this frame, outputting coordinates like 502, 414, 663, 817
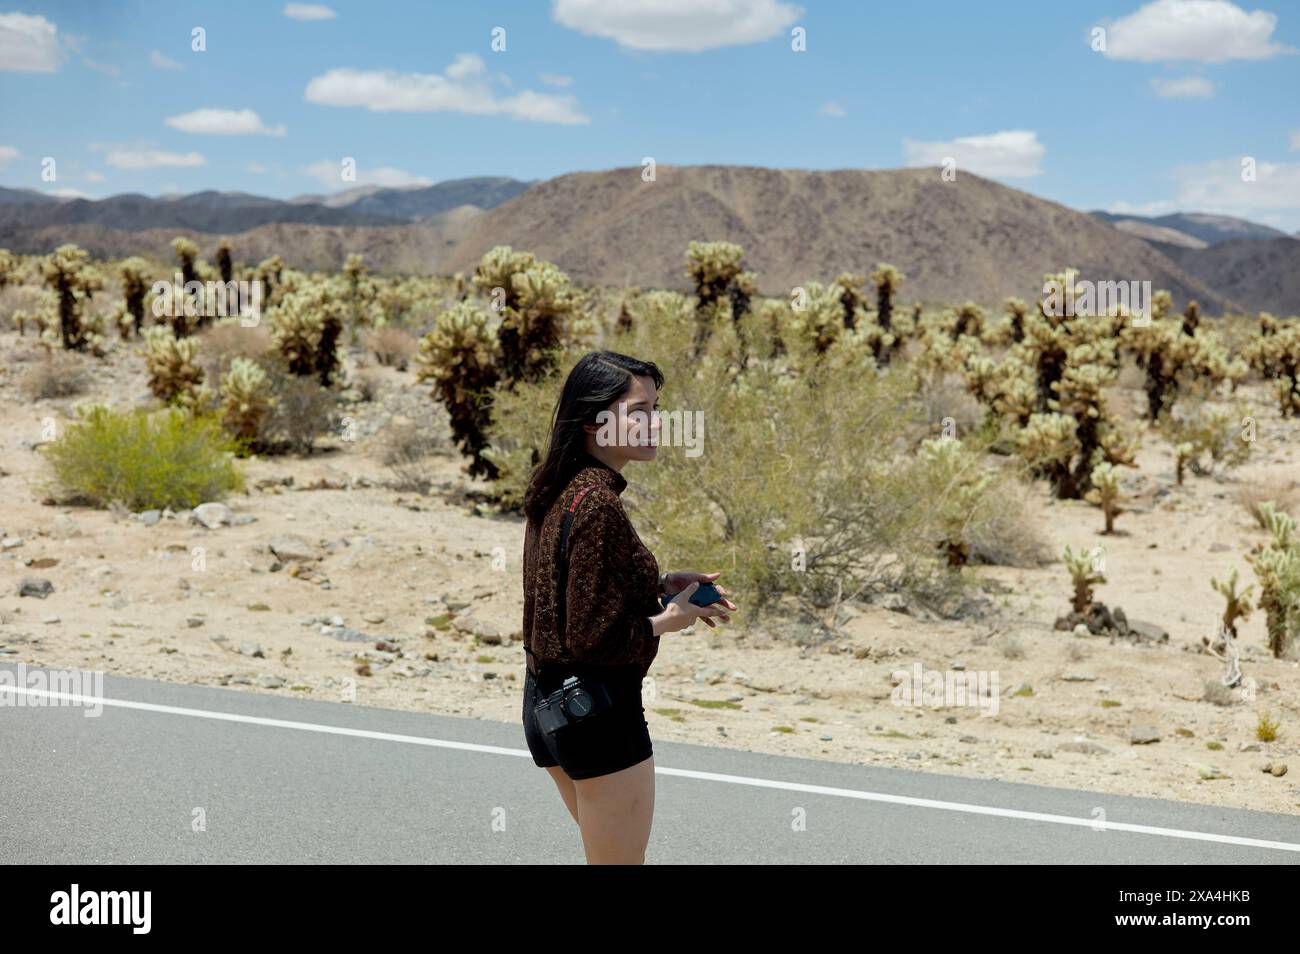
6, 683, 1299, 853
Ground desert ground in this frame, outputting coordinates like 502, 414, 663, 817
2, 328, 1298, 817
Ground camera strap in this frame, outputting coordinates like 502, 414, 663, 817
526, 483, 595, 679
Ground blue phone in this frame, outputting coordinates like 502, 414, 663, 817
661, 582, 723, 608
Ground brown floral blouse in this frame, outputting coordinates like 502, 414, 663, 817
522, 453, 662, 679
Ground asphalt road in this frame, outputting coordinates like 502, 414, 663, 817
2, 663, 1297, 863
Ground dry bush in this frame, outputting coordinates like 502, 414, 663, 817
19, 351, 91, 401
379, 417, 446, 492
366, 326, 416, 370
352, 367, 381, 402
195, 320, 274, 390
914, 370, 985, 438
965, 472, 1052, 567
256, 361, 340, 454
1236, 477, 1300, 528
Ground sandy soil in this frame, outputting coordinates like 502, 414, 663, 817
2, 329, 1298, 817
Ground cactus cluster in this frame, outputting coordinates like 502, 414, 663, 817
219, 356, 276, 450
144, 325, 206, 407
1245, 317, 1300, 417
267, 285, 345, 385
32, 244, 107, 353
1247, 503, 1300, 659
415, 302, 502, 479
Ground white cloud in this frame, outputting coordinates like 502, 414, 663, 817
903, 130, 1045, 178
1104, 199, 1180, 216
299, 160, 432, 189
1101, 0, 1292, 63
84, 170, 105, 182
150, 49, 182, 70
1150, 75, 1214, 97
45, 187, 93, 199
82, 58, 120, 77
819, 101, 846, 117
1167, 157, 1300, 213
0, 145, 19, 163
305, 56, 590, 124
1289, 130, 1300, 151
165, 108, 287, 136
551, 0, 802, 51
0, 12, 65, 71
284, 3, 336, 21
540, 73, 574, 87
101, 148, 207, 170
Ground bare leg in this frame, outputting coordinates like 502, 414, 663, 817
545, 765, 580, 825
573, 754, 655, 864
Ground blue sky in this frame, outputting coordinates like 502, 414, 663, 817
2, 0, 1299, 228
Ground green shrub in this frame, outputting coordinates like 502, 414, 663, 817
42, 404, 244, 509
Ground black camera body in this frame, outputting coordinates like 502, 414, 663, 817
534, 674, 614, 736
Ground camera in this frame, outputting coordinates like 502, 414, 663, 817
534, 674, 614, 736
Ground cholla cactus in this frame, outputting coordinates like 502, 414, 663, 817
685, 241, 744, 307
415, 302, 501, 479
1087, 462, 1123, 534
1062, 543, 1105, 614
921, 437, 994, 566
833, 272, 866, 332
942, 301, 985, 341
787, 281, 847, 357
1211, 567, 1254, 643
220, 356, 275, 449
170, 237, 203, 334
868, 264, 904, 352
119, 257, 150, 338
504, 260, 577, 383
144, 324, 205, 406
256, 255, 285, 305
1161, 401, 1252, 479
0, 248, 18, 292
1246, 503, 1300, 659
1018, 412, 1080, 497
1245, 321, 1300, 417
40, 244, 104, 351
268, 286, 345, 384
216, 239, 233, 284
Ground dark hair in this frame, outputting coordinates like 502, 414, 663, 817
523, 350, 664, 525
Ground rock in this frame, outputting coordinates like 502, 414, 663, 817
1058, 740, 1111, 755
1271, 762, 1288, 777
1128, 620, 1169, 643
2, 537, 24, 550
268, 534, 320, 562
1072, 623, 1089, 638
186, 617, 205, 628
1239, 742, 1261, 752
452, 614, 502, 643
879, 593, 909, 614
50, 514, 81, 539
1062, 673, 1097, 682
959, 735, 979, 743
239, 642, 266, 658
41, 614, 61, 624
1130, 725, 1161, 745
363, 612, 386, 624
320, 625, 371, 643
192, 502, 234, 529
256, 675, 285, 689
444, 596, 471, 611
18, 577, 54, 598
140, 510, 162, 527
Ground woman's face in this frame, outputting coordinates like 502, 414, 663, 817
591, 373, 660, 462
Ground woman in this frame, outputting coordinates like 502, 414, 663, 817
520, 350, 737, 864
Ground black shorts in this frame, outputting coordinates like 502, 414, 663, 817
522, 664, 653, 780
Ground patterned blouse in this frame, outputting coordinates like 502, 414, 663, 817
522, 453, 663, 679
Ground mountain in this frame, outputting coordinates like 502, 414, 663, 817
0, 177, 534, 233
1092, 211, 1287, 246
1154, 237, 1300, 315
290, 177, 535, 221
443, 165, 1231, 310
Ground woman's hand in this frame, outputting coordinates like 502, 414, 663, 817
660, 571, 738, 627
649, 576, 738, 636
